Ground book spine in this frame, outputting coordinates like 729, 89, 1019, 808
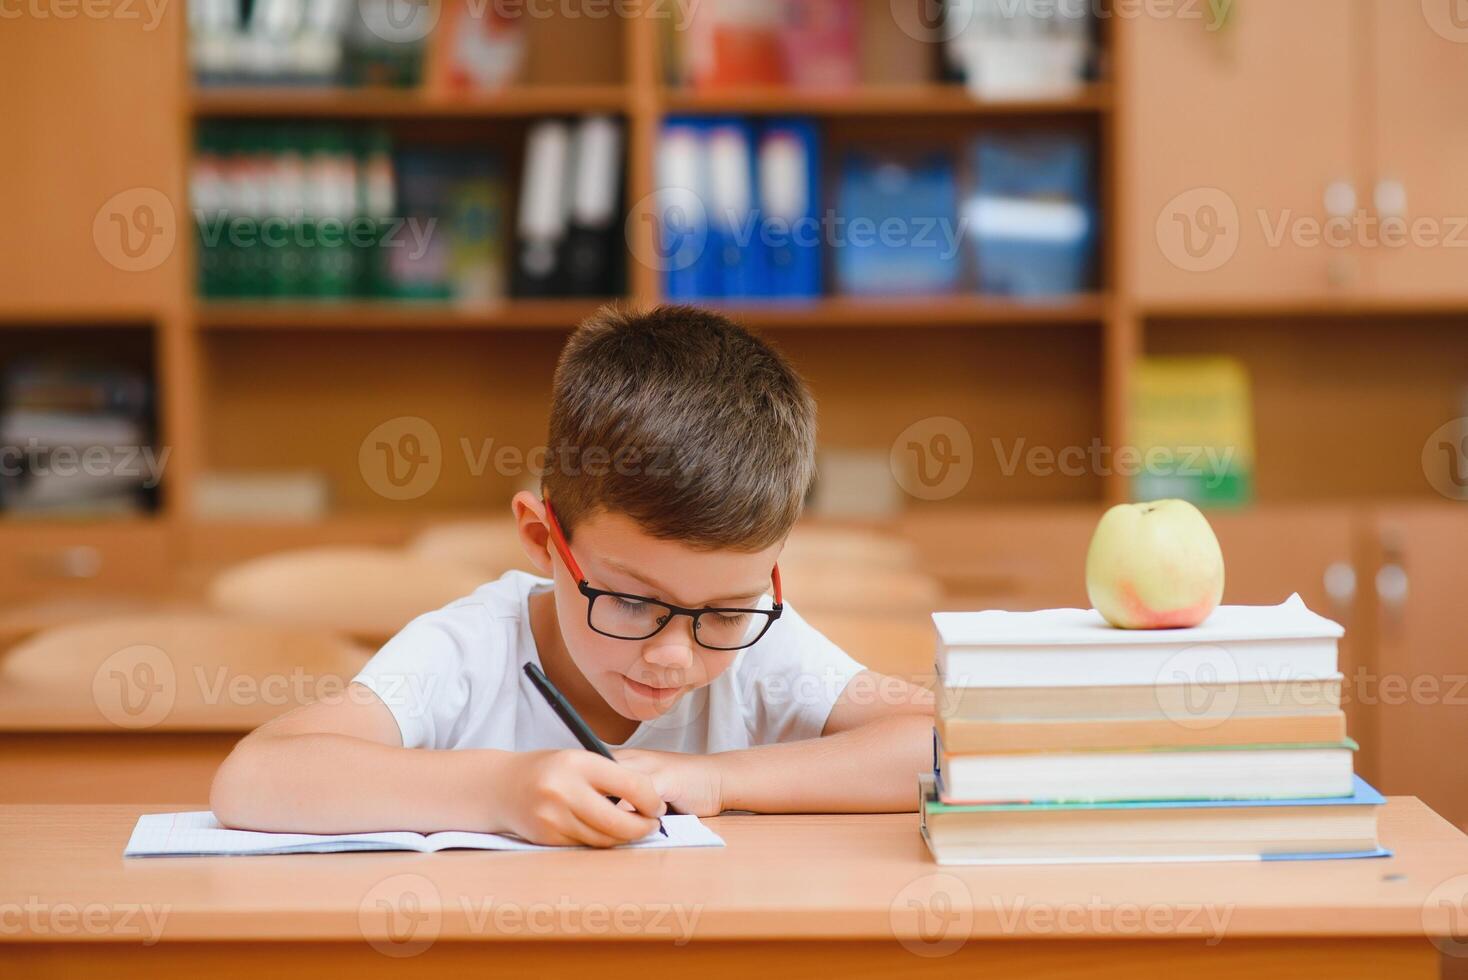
936, 711, 1348, 755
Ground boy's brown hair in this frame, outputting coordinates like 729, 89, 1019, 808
543, 304, 816, 551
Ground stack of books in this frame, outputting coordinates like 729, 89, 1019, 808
922, 594, 1389, 865
0, 361, 156, 517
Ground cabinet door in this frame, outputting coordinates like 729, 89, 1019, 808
897, 506, 1100, 611
0, 9, 185, 314
1371, 506, 1468, 829
1207, 506, 1370, 774
1122, 1, 1364, 304
1365, 1, 1468, 301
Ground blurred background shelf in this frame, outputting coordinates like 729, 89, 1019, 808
191, 85, 632, 118
1140, 298, 1468, 320
716, 294, 1108, 328
196, 296, 1106, 331
196, 299, 615, 331
660, 83, 1111, 117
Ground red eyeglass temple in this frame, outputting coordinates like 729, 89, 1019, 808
542, 499, 783, 606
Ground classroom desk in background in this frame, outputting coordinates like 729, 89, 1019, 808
0, 700, 250, 805
4, 800, 1468, 979
0, 605, 369, 804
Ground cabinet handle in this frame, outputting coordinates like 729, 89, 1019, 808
1323, 560, 1357, 614
1324, 180, 1357, 217
1375, 562, 1409, 616
1374, 179, 1407, 219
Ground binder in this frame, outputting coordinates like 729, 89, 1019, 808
705, 119, 765, 298
514, 119, 571, 297
657, 117, 715, 300
564, 115, 624, 297
758, 119, 821, 299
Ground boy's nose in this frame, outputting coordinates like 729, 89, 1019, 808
641, 622, 695, 671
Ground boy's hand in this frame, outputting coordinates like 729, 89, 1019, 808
497, 749, 666, 847
614, 749, 725, 817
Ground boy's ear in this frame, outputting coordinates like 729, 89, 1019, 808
510, 490, 554, 577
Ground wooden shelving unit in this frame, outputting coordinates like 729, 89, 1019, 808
8, 0, 1468, 586
716, 294, 1109, 329
192, 84, 632, 118
661, 83, 1111, 117
0, 3, 1129, 578
196, 298, 615, 331
197, 295, 1108, 331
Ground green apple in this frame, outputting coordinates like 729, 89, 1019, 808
1085, 499, 1225, 629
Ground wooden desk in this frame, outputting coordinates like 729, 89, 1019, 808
4, 800, 1468, 978
0, 612, 367, 803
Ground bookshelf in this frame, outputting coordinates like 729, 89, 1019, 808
660, 83, 1112, 116
196, 298, 615, 331
3, 0, 1466, 576
191, 85, 633, 119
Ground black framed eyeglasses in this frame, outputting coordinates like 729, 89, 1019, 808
577, 583, 781, 651
544, 499, 784, 652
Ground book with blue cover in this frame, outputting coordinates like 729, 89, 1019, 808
920, 772, 1390, 865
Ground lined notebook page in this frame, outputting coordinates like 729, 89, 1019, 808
124, 811, 725, 857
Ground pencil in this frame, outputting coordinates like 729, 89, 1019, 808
523, 662, 675, 837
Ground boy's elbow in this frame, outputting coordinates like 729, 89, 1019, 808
209, 738, 265, 828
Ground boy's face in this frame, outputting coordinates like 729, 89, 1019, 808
531, 500, 783, 723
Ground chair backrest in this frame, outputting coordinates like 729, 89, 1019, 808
0, 613, 370, 731
208, 546, 487, 644
405, 519, 533, 578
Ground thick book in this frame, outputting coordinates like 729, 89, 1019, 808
920, 773, 1389, 865
936, 709, 1347, 754
933, 594, 1342, 688
939, 674, 1343, 723
935, 733, 1359, 804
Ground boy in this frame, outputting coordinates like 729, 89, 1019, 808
211, 305, 933, 846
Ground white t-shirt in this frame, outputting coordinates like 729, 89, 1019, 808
352, 571, 868, 753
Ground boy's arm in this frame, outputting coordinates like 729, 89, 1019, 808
618, 671, 934, 814
210, 683, 664, 845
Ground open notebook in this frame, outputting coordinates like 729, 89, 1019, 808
124, 811, 725, 857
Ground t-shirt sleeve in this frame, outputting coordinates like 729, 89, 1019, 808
735, 601, 868, 745
351, 605, 502, 750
